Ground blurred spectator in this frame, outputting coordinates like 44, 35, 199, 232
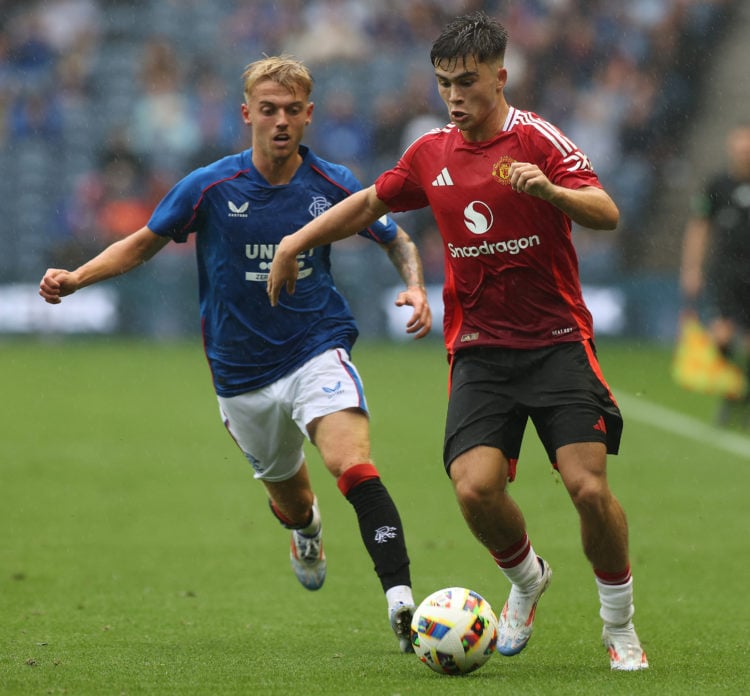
311, 91, 372, 179
7, 84, 63, 141
53, 128, 153, 264
371, 93, 407, 166
5, 7, 57, 83
400, 111, 444, 154
223, 0, 306, 58
128, 36, 201, 172
66, 124, 177, 242
34, 0, 101, 54
285, 0, 373, 64
187, 60, 241, 168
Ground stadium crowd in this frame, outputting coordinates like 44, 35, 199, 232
0, 0, 739, 334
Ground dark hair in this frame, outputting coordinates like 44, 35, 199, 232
430, 11, 508, 69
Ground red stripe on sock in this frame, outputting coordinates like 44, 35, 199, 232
595, 566, 631, 585
336, 463, 380, 496
491, 533, 531, 568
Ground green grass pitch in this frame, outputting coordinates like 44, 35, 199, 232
1, 338, 748, 695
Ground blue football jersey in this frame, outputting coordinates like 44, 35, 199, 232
147, 146, 397, 397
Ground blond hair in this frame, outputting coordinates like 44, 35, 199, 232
242, 55, 314, 102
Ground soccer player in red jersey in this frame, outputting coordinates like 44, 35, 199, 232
268, 12, 647, 670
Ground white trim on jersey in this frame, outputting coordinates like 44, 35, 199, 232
503, 106, 518, 131
514, 109, 593, 172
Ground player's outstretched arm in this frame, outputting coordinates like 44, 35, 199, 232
39, 227, 169, 304
384, 227, 432, 339
267, 186, 388, 305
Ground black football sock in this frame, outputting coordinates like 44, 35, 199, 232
345, 478, 411, 592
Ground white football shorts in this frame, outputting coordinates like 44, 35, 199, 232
217, 348, 369, 482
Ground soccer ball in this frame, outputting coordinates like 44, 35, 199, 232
410, 587, 498, 675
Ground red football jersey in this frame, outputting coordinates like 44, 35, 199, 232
376, 106, 604, 356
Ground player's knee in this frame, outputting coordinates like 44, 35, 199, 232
452, 475, 497, 512
568, 476, 610, 515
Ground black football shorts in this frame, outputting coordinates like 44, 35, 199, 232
443, 341, 623, 477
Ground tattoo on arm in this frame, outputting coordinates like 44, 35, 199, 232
386, 230, 425, 289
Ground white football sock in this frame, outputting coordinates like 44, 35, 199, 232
500, 546, 543, 593
386, 584, 414, 609
597, 576, 635, 627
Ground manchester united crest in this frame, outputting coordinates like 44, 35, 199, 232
492, 156, 515, 185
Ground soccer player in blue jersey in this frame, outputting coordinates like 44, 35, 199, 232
39, 55, 432, 652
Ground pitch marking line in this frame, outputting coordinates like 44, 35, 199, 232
615, 391, 750, 460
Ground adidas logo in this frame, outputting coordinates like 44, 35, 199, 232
431, 167, 454, 187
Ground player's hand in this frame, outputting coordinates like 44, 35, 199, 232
39, 269, 78, 304
509, 162, 554, 200
395, 285, 432, 339
266, 240, 299, 306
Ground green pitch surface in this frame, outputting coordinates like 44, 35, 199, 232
2, 338, 748, 695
